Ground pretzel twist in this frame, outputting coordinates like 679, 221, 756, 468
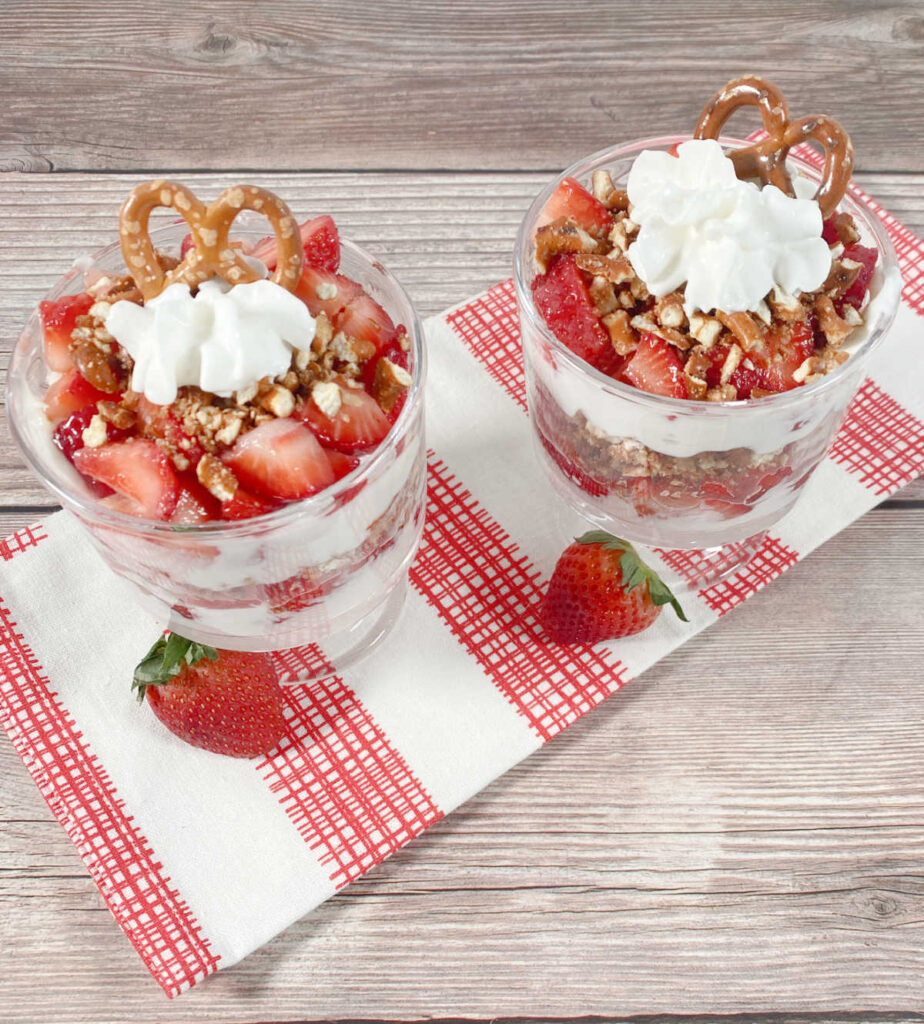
694, 76, 854, 219
119, 180, 303, 302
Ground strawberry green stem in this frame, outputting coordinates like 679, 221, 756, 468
132, 632, 219, 701
576, 531, 688, 622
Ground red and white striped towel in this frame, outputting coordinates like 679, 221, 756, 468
1, 183, 923, 997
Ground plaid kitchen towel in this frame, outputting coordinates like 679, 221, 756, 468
0, 180, 922, 996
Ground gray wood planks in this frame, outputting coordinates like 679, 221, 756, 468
2, 2, 923, 173
2, 0, 924, 1018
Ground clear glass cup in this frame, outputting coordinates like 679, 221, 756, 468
7, 219, 427, 672
515, 135, 902, 577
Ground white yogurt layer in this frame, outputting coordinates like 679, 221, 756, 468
36, 424, 425, 643
626, 139, 832, 318
105, 278, 316, 405
179, 438, 421, 592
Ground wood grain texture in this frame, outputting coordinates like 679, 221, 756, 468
2, 1, 924, 1019
1, 1, 924, 173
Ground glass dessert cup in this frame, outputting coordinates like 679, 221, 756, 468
516, 135, 902, 585
7, 220, 427, 675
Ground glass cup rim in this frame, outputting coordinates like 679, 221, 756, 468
7, 227, 427, 537
514, 132, 901, 416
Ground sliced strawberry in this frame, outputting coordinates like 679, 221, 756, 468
623, 332, 687, 398
700, 468, 792, 517
299, 215, 340, 271
324, 449, 360, 481
44, 369, 111, 424
747, 465, 792, 500
703, 497, 752, 519
703, 342, 729, 389
699, 479, 734, 501
728, 362, 760, 400
699, 464, 792, 507
52, 405, 99, 461
72, 439, 179, 520
298, 380, 391, 453
251, 215, 340, 273
52, 404, 130, 462
754, 321, 815, 394
40, 292, 94, 372
180, 232, 196, 259
265, 571, 325, 615
334, 292, 397, 352
294, 266, 363, 319
702, 343, 760, 399
100, 492, 145, 517
537, 177, 612, 238
171, 477, 220, 525
222, 418, 336, 500
135, 397, 206, 469
383, 336, 410, 371
323, 449, 367, 503
163, 416, 205, 468
532, 254, 616, 372
628, 478, 656, 517
839, 244, 877, 311
704, 322, 814, 398
58, 412, 118, 498
756, 355, 800, 394
219, 487, 278, 521
538, 431, 609, 498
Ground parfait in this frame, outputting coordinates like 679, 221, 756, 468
8, 181, 427, 664
516, 77, 901, 549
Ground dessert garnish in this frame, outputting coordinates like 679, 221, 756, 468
542, 532, 687, 642
120, 181, 303, 299
694, 75, 853, 218
133, 632, 286, 758
106, 279, 316, 405
39, 181, 412, 523
625, 139, 832, 319
531, 76, 878, 402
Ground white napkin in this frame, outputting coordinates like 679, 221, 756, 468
1, 189, 922, 997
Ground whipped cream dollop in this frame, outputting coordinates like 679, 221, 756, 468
626, 139, 831, 317
105, 278, 316, 405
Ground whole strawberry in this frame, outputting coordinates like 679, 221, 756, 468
542, 531, 687, 643
132, 633, 286, 758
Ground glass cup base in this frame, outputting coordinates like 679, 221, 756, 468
160, 575, 410, 682
274, 576, 410, 684
644, 531, 768, 593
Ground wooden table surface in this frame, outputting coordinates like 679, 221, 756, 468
2, 3, 923, 1021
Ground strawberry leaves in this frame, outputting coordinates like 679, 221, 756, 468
575, 531, 688, 623
133, 632, 218, 701
133, 639, 286, 758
